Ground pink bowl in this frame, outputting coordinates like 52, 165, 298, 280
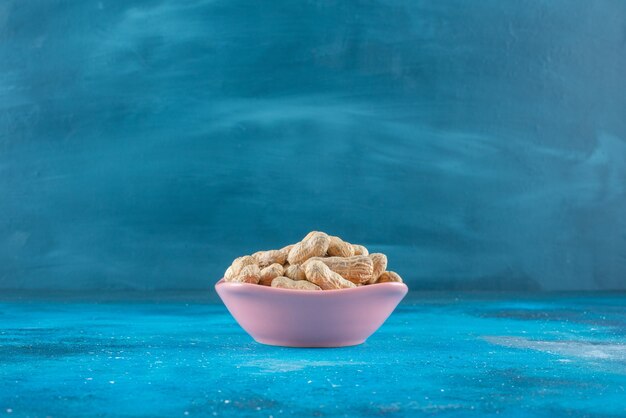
215, 279, 408, 347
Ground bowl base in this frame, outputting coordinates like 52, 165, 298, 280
253, 338, 366, 348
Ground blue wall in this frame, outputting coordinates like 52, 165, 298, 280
1, 0, 625, 291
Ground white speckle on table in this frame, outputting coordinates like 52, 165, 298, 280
484, 336, 626, 366
242, 359, 366, 373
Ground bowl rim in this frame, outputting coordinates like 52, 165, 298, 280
215, 278, 408, 295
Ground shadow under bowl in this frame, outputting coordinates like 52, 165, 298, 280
215, 279, 408, 347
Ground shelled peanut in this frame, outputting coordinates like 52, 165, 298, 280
222, 231, 404, 290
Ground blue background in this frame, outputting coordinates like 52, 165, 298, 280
1, 0, 625, 291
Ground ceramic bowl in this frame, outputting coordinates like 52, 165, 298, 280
215, 279, 408, 347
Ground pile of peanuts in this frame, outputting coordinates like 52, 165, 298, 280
223, 231, 403, 291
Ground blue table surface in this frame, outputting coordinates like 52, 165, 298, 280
0, 292, 624, 417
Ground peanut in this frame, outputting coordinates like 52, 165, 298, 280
304, 260, 356, 290
302, 231, 318, 240
377, 271, 403, 283
280, 244, 295, 254
231, 264, 261, 284
304, 255, 373, 284
368, 253, 388, 284
287, 231, 331, 265
284, 264, 307, 281
224, 265, 234, 280
253, 249, 287, 268
259, 263, 284, 286
271, 276, 322, 291
220, 231, 405, 290
224, 255, 257, 281
327, 235, 354, 257
352, 244, 369, 256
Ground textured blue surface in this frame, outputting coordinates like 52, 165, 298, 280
1, 1, 626, 291
1, 292, 625, 417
